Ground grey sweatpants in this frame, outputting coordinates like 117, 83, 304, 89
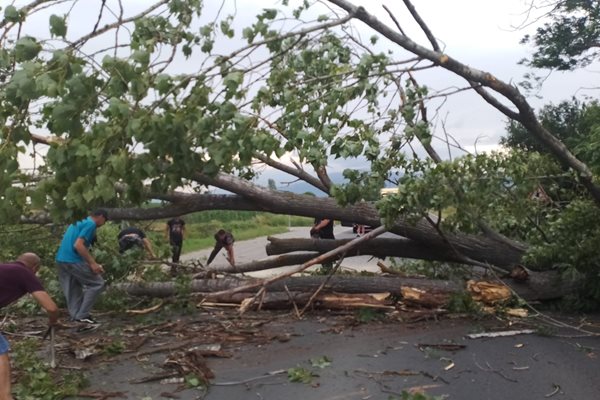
57, 262, 105, 320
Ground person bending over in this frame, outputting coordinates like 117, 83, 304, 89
206, 229, 235, 267
55, 209, 107, 326
1, 253, 59, 400
118, 226, 156, 258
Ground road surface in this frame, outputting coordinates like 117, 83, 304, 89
182, 226, 386, 277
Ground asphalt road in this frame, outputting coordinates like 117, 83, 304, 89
205, 317, 600, 400
72, 312, 600, 400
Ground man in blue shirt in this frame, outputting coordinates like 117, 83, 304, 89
55, 209, 108, 326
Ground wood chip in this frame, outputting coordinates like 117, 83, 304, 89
126, 301, 163, 315
467, 329, 535, 339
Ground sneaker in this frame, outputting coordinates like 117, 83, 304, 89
76, 324, 100, 333
76, 316, 99, 325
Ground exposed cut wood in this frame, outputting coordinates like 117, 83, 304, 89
401, 286, 451, 308
467, 280, 512, 305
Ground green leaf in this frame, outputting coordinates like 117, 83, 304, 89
156, 74, 172, 95
0, 48, 10, 69
309, 356, 332, 369
82, 189, 95, 202
223, 70, 243, 91
242, 27, 254, 42
220, 20, 234, 38
6, 70, 38, 102
14, 37, 42, 62
201, 40, 213, 53
131, 50, 150, 66
263, 8, 278, 20
49, 14, 67, 38
30, 189, 47, 209
287, 367, 315, 384
4, 5, 20, 23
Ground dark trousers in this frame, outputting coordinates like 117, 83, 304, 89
170, 239, 182, 263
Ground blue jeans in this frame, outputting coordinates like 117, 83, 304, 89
0, 333, 9, 355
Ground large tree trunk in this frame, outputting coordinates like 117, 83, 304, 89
115, 276, 461, 297
113, 274, 577, 302
265, 237, 518, 266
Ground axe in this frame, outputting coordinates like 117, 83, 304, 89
42, 326, 57, 368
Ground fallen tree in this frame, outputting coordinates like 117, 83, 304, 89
3, 0, 598, 304
114, 272, 576, 303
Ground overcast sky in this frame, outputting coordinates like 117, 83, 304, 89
13, 0, 598, 184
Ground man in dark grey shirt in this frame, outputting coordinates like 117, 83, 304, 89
118, 226, 156, 258
207, 229, 235, 266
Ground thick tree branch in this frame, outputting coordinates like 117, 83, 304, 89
115, 275, 462, 298
254, 153, 329, 194
471, 84, 522, 121
22, 169, 525, 269
315, 165, 333, 191
400, 0, 441, 52
327, 0, 600, 204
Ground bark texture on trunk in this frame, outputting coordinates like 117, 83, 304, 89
115, 276, 461, 297
194, 253, 320, 277
266, 237, 471, 264
113, 273, 575, 301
